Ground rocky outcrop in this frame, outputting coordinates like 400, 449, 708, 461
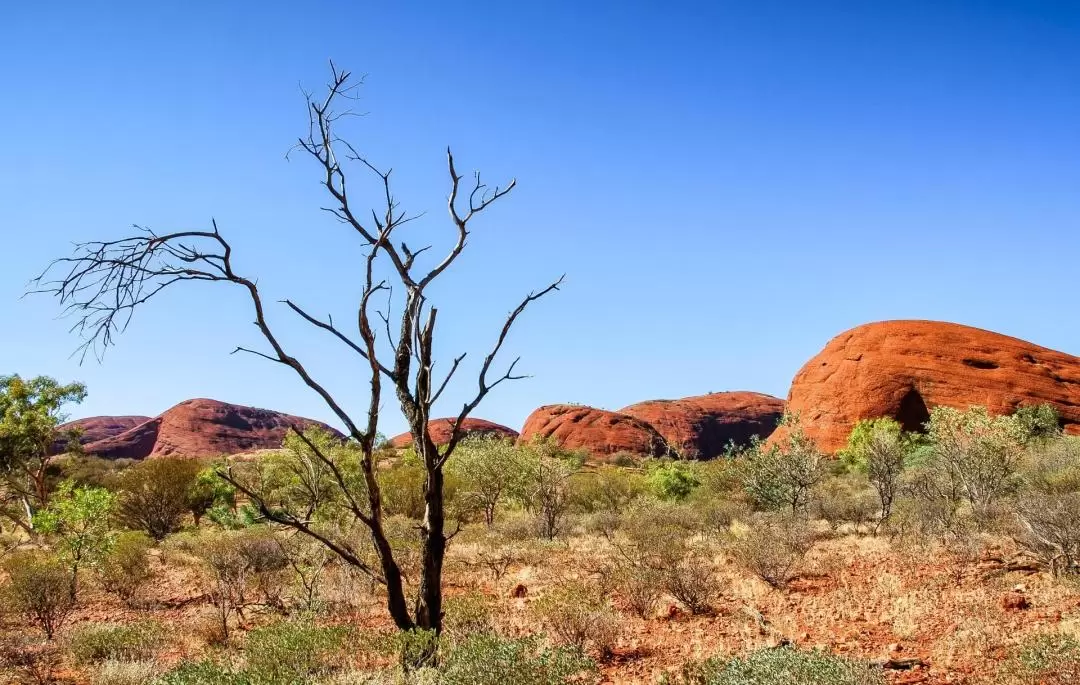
780, 320, 1080, 452
82, 398, 341, 459
518, 404, 670, 460
389, 418, 519, 448
52, 416, 150, 454
619, 391, 784, 459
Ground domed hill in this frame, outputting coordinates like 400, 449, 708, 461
619, 391, 785, 459
51, 415, 150, 454
518, 404, 670, 460
778, 320, 1080, 453
83, 399, 342, 460
389, 418, 518, 448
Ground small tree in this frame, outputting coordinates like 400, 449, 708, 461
514, 440, 577, 539
448, 436, 521, 526
116, 458, 203, 540
32, 479, 116, 600
1, 551, 76, 639
738, 415, 824, 515
841, 418, 913, 531
98, 530, 154, 606
0, 374, 87, 533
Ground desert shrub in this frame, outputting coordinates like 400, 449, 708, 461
695, 498, 749, 539
188, 528, 289, 641
693, 457, 744, 500
645, 461, 701, 502
998, 633, 1080, 685
664, 551, 717, 615
570, 467, 646, 514
1014, 403, 1064, 445
32, 479, 116, 599
533, 580, 620, 657
1014, 492, 1080, 576
454, 532, 529, 588
92, 660, 161, 685
275, 533, 334, 613
513, 441, 577, 539
1, 550, 76, 639
188, 467, 237, 527
447, 436, 521, 525
68, 620, 165, 664
664, 645, 884, 685
0, 634, 62, 685
98, 530, 154, 606
442, 592, 495, 643
153, 660, 249, 685
736, 417, 825, 514
610, 562, 663, 618
440, 633, 595, 685
839, 418, 915, 530
243, 620, 351, 683
814, 476, 878, 533
116, 458, 204, 539
730, 513, 814, 588
381, 453, 462, 520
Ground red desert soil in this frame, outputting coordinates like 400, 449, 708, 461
619, 391, 784, 459
389, 417, 519, 448
518, 404, 671, 460
776, 320, 1080, 452
81, 398, 340, 460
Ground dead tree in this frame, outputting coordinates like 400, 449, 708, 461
33, 64, 562, 634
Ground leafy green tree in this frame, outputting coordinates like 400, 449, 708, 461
188, 464, 237, 526
0, 374, 87, 532
840, 418, 917, 530
645, 461, 701, 501
1013, 403, 1062, 444
447, 436, 522, 525
33, 479, 116, 599
737, 415, 825, 515
513, 439, 578, 539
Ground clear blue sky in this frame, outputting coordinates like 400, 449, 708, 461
3, 1, 1079, 436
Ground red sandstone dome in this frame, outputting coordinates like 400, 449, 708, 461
51, 415, 151, 454
389, 417, 519, 448
779, 320, 1080, 453
82, 398, 341, 459
518, 404, 670, 460
619, 391, 784, 459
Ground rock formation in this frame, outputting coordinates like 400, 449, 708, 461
389, 418, 519, 448
518, 404, 670, 460
82, 398, 340, 459
780, 320, 1080, 452
619, 391, 784, 459
52, 415, 150, 454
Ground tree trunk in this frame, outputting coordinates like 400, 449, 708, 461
416, 463, 446, 632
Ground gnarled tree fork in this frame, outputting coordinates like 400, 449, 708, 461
32, 63, 562, 634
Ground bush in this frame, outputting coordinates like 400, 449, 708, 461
998, 633, 1080, 685
116, 458, 204, 540
92, 660, 161, 685
814, 477, 877, 533
1, 551, 76, 639
153, 660, 249, 685
730, 513, 814, 588
69, 620, 165, 664
646, 461, 701, 502
533, 581, 620, 657
513, 441, 577, 540
440, 633, 595, 685
736, 417, 825, 514
664, 645, 883, 685
32, 479, 116, 600
98, 531, 154, 606
1015, 492, 1080, 576
570, 467, 646, 514
610, 562, 662, 618
243, 620, 351, 683
664, 552, 717, 615
442, 591, 495, 643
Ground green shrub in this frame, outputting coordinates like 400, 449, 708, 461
998, 633, 1080, 684
735, 417, 825, 514
98, 530, 154, 606
442, 592, 495, 643
116, 458, 204, 539
92, 659, 161, 685
664, 645, 884, 685
440, 633, 594, 685
32, 479, 116, 599
153, 660, 249, 685
69, 620, 165, 664
730, 513, 814, 588
1, 550, 76, 639
646, 461, 701, 501
243, 620, 351, 683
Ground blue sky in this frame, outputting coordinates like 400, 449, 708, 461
2, 1, 1079, 436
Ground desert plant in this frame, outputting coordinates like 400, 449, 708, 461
243, 620, 351, 683
663, 645, 884, 685
514, 441, 577, 540
646, 461, 701, 502
68, 621, 165, 664
1014, 492, 1080, 576
92, 660, 161, 685
736, 416, 824, 515
115, 458, 203, 540
0, 634, 63, 685
440, 633, 595, 685
610, 562, 663, 618
664, 552, 717, 615
533, 580, 619, 657
447, 436, 522, 525
441, 591, 495, 644
730, 513, 814, 588
814, 477, 877, 533
152, 659, 249, 685
1, 551, 76, 639
998, 633, 1080, 685
98, 530, 154, 606
32, 479, 116, 599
